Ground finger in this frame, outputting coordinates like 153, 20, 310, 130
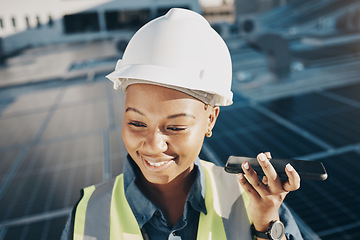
237, 173, 261, 200
283, 163, 301, 192
257, 153, 279, 183
264, 152, 272, 159
242, 161, 269, 195
262, 176, 268, 185
257, 153, 285, 193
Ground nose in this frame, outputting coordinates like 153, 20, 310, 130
142, 129, 168, 154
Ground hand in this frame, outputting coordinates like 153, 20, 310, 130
237, 152, 300, 235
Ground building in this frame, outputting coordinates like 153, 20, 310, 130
0, 0, 201, 57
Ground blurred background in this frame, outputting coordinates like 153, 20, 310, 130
1, 0, 360, 239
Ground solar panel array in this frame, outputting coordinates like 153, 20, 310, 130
1, 75, 359, 239
0, 81, 127, 239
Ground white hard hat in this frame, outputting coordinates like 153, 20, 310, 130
106, 8, 233, 106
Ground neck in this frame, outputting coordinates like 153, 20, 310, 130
137, 166, 197, 226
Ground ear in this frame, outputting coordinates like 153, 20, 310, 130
207, 106, 220, 131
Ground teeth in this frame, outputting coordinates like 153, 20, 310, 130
147, 160, 167, 167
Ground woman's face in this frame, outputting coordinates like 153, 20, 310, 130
122, 84, 219, 185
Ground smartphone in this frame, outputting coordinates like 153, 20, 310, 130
224, 156, 328, 181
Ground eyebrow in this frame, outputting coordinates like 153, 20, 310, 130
125, 107, 195, 119
125, 107, 144, 116
167, 113, 196, 119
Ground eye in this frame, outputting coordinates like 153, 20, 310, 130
166, 126, 187, 132
128, 121, 147, 128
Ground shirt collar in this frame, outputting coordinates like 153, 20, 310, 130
123, 155, 207, 228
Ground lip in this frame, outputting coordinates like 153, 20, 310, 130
141, 155, 176, 172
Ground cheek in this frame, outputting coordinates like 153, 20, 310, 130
176, 128, 206, 157
122, 125, 141, 152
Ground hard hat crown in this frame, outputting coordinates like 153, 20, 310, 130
106, 8, 233, 106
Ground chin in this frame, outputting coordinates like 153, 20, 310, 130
145, 175, 173, 185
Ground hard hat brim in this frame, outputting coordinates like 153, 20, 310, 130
106, 64, 233, 106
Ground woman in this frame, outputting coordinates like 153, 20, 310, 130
62, 8, 303, 240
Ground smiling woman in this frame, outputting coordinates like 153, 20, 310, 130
61, 8, 303, 240
122, 84, 217, 187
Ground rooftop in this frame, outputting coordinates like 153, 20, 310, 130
1, 1, 360, 239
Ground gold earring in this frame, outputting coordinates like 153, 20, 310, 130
206, 130, 212, 138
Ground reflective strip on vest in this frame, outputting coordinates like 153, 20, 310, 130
110, 174, 143, 239
73, 185, 96, 240
73, 160, 252, 240
200, 160, 252, 240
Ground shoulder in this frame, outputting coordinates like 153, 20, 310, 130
199, 159, 239, 185
82, 175, 122, 197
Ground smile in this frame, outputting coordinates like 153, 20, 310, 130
146, 160, 169, 167
141, 155, 176, 172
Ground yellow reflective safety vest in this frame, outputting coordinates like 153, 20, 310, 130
73, 160, 252, 240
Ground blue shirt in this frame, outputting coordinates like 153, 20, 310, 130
61, 156, 304, 240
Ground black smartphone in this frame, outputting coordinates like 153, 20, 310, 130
224, 156, 328, 181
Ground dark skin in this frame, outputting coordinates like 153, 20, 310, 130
238, 152, 300, 240
123, 84, 219, 227
136, 166, 197, 226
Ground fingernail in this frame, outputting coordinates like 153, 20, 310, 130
286, 163, 294, 172
259, 153, 267, 162
238, 173, 244, 180
243, 162, 250, 170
